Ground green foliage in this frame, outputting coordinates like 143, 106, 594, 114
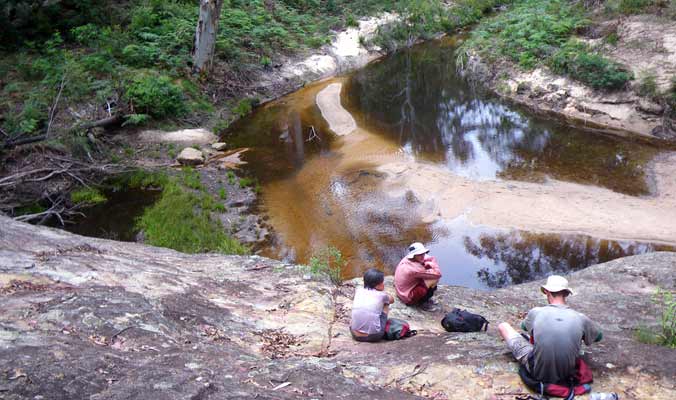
238, 176, 256, 188
374, 0, 515, 52
550, 41, 632, 90
233, 98, 260, 118
634, 325, 663, 345
136, 182, 248, 254
180, 167, 204, 190
125, 73, 186, 119
655, 288, 676, 347
121, 169, 170, 189
636, 288, 676, 348
637, 70, 658, 98
13, 203, 47, 217
604, 31, 619, 46
123, 114, 151, 127
306, 246, 346, 285
460, 0, 586, 69
669, 76, 676, 107
461, 0, 632, 91
213, 119, 231, 135
218, 187, 227, 200
346, 14, 359, 27
605, 0, 655, 15
1, 0, 125, 48
71, 187, 107, 205
227, 171, 237, 185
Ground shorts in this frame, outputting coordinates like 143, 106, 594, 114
351, 312, 387, 343
506, 333, 534, 367
406, 284, 436, 305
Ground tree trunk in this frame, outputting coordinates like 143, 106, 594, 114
192, 0, 225, 74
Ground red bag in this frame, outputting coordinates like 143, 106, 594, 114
519, 358, 593, 399
383, 318, 417, 340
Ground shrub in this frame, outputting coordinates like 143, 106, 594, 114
655, 288, 676, 347
636, 288, 676, 348
232, 98, 259, 118
71, 187, 107, 205
180, 167, 203, 190
306, 246, 346, 285
460, 0, 586, 69
550, 41, 632, 90
125, 73, 186, 118
136, 182, 248, 254
617, 0, 653, 14
637, 70, 658, 98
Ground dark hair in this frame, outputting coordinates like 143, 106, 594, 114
549, 289, 571, 298
363, 268, 384, 289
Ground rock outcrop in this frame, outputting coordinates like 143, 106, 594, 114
176, 147, 205, 166
0, 217, 675, 399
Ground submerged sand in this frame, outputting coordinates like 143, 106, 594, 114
312, 81, 676, 246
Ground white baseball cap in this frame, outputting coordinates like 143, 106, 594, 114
406, 242, 429, 259
540, 275, 574, 296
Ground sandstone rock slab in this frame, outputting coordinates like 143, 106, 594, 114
176, 147, 204, 165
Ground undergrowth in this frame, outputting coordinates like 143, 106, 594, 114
459, 0, 633, 90
635, 288, 676, 348
1, 0, 432, 149
70, 187, 107, 205
305, 246, 347, 285
373, 0, 514, 51
107, 168, 246, 255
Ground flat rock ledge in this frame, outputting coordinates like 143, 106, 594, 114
0, 216, 674, 399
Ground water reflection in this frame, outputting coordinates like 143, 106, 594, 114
62, 187, 160, 241
344, 39, 656, 195
225, 85, 336, 183
465, 232, 673, 288
426, 218, 674, 289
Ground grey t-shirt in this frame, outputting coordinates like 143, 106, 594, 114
350, 287, 390, 335
523, 304, 601, 383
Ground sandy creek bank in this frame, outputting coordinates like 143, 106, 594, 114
0, 217, 674, 399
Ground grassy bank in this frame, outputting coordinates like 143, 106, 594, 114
113, 169, 248, 255
458, 0, 635, 90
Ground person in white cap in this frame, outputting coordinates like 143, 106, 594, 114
497, 275, 603, 385
393, 242, 442, 308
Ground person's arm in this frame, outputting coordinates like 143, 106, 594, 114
412, 257, 442, 280
521, 309, 536, 333
582, 315, 602, 345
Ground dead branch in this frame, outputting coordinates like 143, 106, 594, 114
306, 126, 321, 142
2, 134, 48, 149
27, 167, 72, 183
0, 164, 128, 188
2, 114, 125, 149
0, 168, 54, 185
80, 115, 123, 130
46, 73, 67, 139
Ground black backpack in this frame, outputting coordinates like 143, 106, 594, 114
441, 308, 489, 332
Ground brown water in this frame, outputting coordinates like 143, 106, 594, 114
223, 37, 673, 289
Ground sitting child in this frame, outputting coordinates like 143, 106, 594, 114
350, 268, 394, 342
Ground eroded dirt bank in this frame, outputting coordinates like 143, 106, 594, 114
1, 217, 675, 399
462, 15, 676, 141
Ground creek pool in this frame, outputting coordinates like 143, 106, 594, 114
225, 37, 673, 289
